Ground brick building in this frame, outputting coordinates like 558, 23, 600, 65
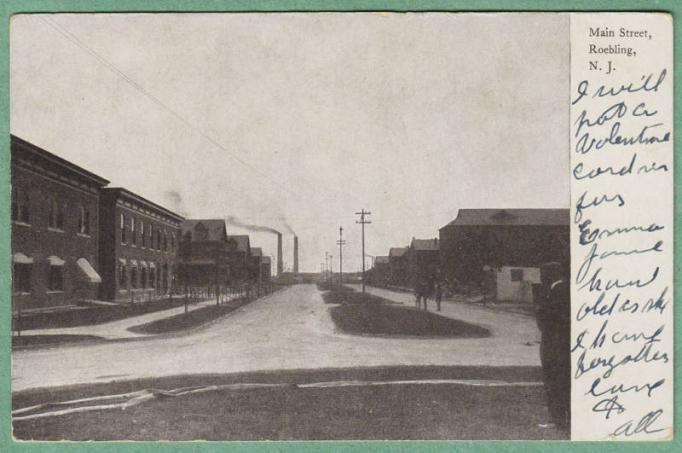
388, 247, 409, 287
98, 188, 184, 302
178, 219, 231, 288
11, 135, 109, 312
406, 238, 440, 287
439, 208, 569, 302
260, 255, 272, 282
249, 247, 264, 282
227, 235, 251, 282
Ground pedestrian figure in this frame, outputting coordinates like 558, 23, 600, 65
536, 261, 571, 432
434, 279, 442, 312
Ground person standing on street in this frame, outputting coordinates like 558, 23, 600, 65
536, 261, 571, 432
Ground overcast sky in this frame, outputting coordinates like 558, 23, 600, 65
11, 13, 569, 273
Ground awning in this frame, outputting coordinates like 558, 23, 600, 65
139, 260, 148, 268
47, 255, 65, 266
119, 258, 127, 266
76, 258, 102, 283
148, 262, 156, 269
129, 259, 138, 267
12, 253, 33, 264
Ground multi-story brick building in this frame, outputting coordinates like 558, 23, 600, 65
227, 235, 251, 282
406, 237, 440, 287
178, 219, 231, 288
11, 135, 109, 312
439, 208, 569, 302
99, 188, 184, 302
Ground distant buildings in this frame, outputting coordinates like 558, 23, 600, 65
388, 247, 409, 286
406, 238, 440, 286
10, 135, 271, 314
368, 208, 569, 303
227, 235, 251, 282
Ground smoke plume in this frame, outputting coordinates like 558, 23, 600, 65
226, 216, 280, 234
277, 215, 296, 235
163, 190, 188, 217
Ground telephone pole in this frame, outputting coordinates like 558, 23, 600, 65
337, 227, 346, 286
355, 209, 371, 293
325, 252, 330, 282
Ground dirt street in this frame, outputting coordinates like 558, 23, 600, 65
13, 284, 541, 392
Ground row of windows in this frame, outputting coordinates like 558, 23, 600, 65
119, 213, 176, 252
12, 187, 92, 235
118, 262, 173, 290
13, 263, 63, 293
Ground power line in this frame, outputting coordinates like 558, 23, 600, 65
38, 15, 300, 199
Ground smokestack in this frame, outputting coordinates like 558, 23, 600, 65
293, 236, 299, 273
277, 233, 283, 275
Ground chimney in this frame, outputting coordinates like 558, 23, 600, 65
293, 236, 299, 273
277, 232, 283, 275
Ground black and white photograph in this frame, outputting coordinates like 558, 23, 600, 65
10, 11, 631, 441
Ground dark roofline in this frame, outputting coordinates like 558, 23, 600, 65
11, 134, 110, 187
102, 187, 185, 222
441, 208, 569, 229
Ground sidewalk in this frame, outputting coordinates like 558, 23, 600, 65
15, 296, 239, 341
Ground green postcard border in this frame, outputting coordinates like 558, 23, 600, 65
0, 1, 678, 452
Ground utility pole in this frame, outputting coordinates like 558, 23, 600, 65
337, 227, 346, 287
325, 252, 329, 282
355, 209, 371, 293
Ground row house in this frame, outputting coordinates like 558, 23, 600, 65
98, 188, 184, 302
178, 219, 231, 288
11, 135, 109, 312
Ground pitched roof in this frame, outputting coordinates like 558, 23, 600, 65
251, 247, 263, 257
375, 256, 390, 265
442, 209, 569, 228
389, 247, 408, 258
181, 219, 228, 242
227, 235, 250, 253
411, 238, 439, 251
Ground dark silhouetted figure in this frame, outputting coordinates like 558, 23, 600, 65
536, 261, 571, 432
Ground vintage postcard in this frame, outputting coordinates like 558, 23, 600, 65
6, 10, 674, 444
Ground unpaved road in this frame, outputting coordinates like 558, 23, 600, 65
12, 284, 541, 392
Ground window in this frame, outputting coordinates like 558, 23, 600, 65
78, 205, 91, 235
163, 231, 168, 252
13, 263, 32, 293
156, 230, 162, 250
118, 262, 127, 287
150, 266, 156, 288
140, 222, 146, 247
48, 197, 64, 230
510, 268, 524, 282
11, 187, 30, 224
131, 266, 138, 289
149, 225, 153, 248
120, 213, 127, 244
141, 267, 147, 288
48, 265, 64, 291
131, 217, 137, 246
